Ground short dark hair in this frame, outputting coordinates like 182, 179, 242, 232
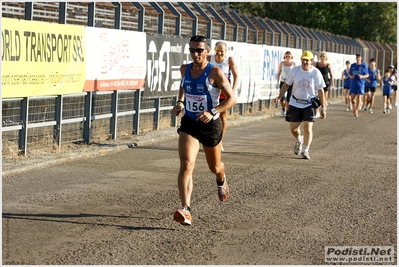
189, 35, 209, 48
369, 58, 376, 63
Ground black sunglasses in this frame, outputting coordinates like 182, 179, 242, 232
189, 48, 205, 54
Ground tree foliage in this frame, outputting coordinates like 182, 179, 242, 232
228, 2, 397, 44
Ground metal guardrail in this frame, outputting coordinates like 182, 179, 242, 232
2, 90, 177, 156
2, 79, 346, 156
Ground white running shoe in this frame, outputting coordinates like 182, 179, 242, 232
301, 151, 310, 160
294, 136, 303, 155
369, 108, 373, 114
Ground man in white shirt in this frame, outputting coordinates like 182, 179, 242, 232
274, 51, 327, 160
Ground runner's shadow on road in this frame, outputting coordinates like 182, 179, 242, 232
128, 146, 178, 152
2, 213, 174, 231
219, 151, 304, 159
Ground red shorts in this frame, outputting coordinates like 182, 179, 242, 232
220, 92, 227, 100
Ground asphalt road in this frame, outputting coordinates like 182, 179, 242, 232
2, 95, 397, 264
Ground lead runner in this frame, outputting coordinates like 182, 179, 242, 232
171, 35, 237, 226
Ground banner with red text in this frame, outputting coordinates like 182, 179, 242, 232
83, 27, 146, 91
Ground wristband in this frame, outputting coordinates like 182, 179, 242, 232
176, 100, 184, 107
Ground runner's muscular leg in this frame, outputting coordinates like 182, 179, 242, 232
350, 93, 356, 109
203, 142, 225, 183
356, 94, 362, 110
178, 132, 200, 208
289, 121, 301, 139
220, 110, 228, 139
302, 121, 313, 148
371, 92, 375, 107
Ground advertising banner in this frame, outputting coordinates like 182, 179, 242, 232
1, 17, 362, 101
1, 18, 86, 98
207, 41, 303, 102
235, 42, 264, 103
84, 27, 146, 91
144, 35, 186, 98
260, 45, 302, 100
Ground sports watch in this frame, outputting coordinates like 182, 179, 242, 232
210, 108, 218, 116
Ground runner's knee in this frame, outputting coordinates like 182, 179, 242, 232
208, 162, 224, 175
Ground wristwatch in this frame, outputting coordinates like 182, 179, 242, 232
320, 107, 327, 111
210, 108, 218, 116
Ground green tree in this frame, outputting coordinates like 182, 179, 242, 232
228, 2, 397, 43
346, 2, 397, 43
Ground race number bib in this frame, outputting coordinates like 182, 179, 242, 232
185, 93, 208, 113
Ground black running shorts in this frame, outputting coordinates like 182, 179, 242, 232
178, 115, 223, 147
285, 105, 316, 122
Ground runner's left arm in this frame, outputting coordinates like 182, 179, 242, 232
328, 64, 334, 87
229, 57, 240, 92
172, 65, 188, 116
213, 67, 236, 114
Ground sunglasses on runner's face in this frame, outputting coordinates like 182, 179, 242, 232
189, 48, 205, 54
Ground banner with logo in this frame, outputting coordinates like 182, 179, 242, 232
1, 18, 86, 98
83, 28, 146, 91
144, 35, 186, 98
234, 43, 264, 103
1, 17, 362, 100
260, 45, 302, 100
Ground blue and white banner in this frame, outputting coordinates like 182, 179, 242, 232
259, 46, 302, 100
